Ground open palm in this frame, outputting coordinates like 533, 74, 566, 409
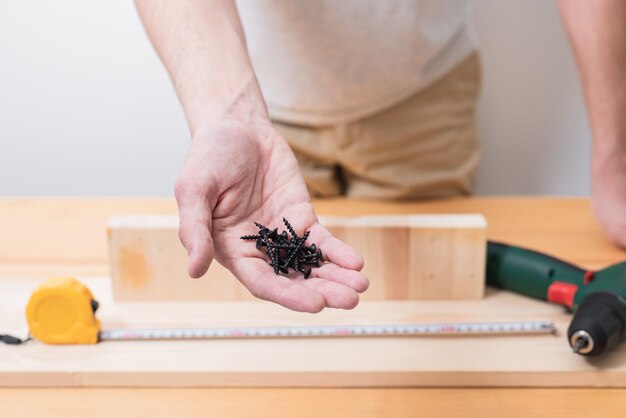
175, 118, 368, 312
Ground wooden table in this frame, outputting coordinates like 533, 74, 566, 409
2, 197, 626, 417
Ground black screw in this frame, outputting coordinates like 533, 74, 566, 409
283, 218, 299, 240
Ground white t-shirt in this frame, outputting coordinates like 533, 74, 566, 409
237, 0, 475, 126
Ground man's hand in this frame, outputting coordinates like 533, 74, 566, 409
174, 116, 368, 312
134, 0, 367, 311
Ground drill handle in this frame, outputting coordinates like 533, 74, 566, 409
486, 241, 586, 302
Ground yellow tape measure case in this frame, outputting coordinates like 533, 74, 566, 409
25, 277, 100, 344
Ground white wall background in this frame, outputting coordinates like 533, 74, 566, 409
0, 0, 591, 196
473, 0, 590, 195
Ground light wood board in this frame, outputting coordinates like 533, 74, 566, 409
2, 277, 626, 388
107, 214, 487, 301
325, 215, 486, 299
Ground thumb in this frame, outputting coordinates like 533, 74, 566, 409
175, 180, 215, 278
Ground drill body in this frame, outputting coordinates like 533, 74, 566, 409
486, 242, 626, 356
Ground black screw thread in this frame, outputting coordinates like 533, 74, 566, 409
254, 222, 268, 230
266, 244, 299, 250
240, 235, 260, 240
283, 231, 310, 270
268, 248, 280, 274
283, 218, 300, 240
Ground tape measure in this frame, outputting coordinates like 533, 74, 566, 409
13, 277, 556, 345
25, 277, 101, 344
100, 320, 556, 341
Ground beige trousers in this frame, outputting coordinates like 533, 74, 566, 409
274, 53, 481, 199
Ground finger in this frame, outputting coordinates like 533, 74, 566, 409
310, 263, 369, 293
310, 223, 365, 271
175, 181, 215, 278
179, 219, 214, 278
299, 278, 360, 310
232, 258, 326, 313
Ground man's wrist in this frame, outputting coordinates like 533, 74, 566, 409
593, 131, 626, 162
186, 78, 270, 137
592, 136, 626, 183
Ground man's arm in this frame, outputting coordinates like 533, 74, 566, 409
135, 0, 266, 135
134, 0, 368, 312
558, 0, 626, 247
135, 0, 269, 278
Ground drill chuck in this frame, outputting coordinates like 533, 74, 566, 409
567, 292, 626, 356
569, 330, 594, 354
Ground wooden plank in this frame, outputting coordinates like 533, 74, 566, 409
2, 388, 626, 418
107, 214, 487, 301
3, 276, 626, 388
323, 215, 486, 300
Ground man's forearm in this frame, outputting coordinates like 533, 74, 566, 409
135, 0, 267, 135
558, 0, 626, 161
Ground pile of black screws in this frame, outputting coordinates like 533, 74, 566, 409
240, 218, 323, 279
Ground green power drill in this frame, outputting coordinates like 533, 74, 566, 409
487, 241, 626, 357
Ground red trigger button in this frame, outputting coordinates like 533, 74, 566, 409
547, 282, 578, 309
